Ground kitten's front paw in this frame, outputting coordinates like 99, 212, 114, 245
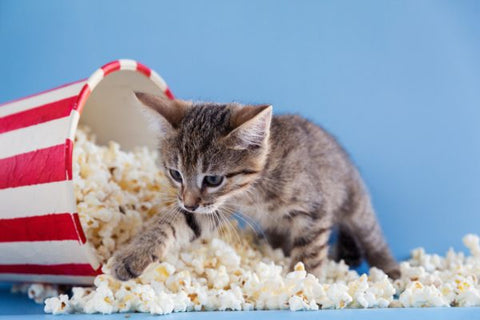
112, 248, 156, 281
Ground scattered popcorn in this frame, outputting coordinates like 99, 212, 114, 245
464, 234, 480, 258
44, 294, 71, 314
11, 283, 60, 304
398, 281, 450, 307
20, 126, 480, 314
27, 284, 60, 304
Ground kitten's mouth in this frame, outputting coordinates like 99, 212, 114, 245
179, 203, 217, 215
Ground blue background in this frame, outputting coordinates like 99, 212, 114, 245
1, 0, 479, 261
1, 0, 480, 318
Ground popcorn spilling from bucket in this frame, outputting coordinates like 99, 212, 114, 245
20, 127, 480, 314
73, 126, 176, 262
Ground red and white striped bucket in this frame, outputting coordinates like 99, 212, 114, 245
0, 60, 174, 285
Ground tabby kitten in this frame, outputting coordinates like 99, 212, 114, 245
112, 92, 400, 280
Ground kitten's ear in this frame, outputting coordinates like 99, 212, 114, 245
224, 105, 273, 150
134, 92, 191, 135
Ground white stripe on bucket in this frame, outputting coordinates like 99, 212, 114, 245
0, 240, 96, 265
0, 181, 75, 219
67, 110, 80, 141
0, 113, 73, 160
86, 69, 104, 89
0, 81, 85, 118
149, 71, 168, 91
119, 59, 137, 71
0, 274, 95, 285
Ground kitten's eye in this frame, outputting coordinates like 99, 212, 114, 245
203, 175, 224, 187
169, 169, 182, 183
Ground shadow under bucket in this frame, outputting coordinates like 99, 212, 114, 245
0, 60, 173, 285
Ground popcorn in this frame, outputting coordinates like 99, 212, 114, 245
398, 281, 450, 307
393, 235, 480, 309
33, 126, 480, 314
44, 294, 72, 314
27, 284, 60, 304
11, 283, 60, 304
464, 234, 480, 258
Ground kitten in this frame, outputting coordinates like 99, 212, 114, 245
112, 92, 400, 280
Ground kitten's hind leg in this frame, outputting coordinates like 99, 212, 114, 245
331, 225, 364, 268
343, 192, 400, 279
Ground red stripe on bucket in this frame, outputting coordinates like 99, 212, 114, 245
0, 96, 76, 134
65, 138, 73, 180
0, 264, 102, 276
101, 60, 121, 76
0, 213, 83, 242
74, 84, 91, 113
164, 87, 175, 100
136, 62, 151, 77
72, 212, 87, 244
0, 143, 69, 190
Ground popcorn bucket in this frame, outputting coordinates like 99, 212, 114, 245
0, 60, 174, 285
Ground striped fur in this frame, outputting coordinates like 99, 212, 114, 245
112, 94, 400, 281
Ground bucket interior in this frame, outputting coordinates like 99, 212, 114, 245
79, 70, 163, 151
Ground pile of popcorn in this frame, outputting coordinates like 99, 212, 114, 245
393, 234, 480, 308
42, 234, 480, 314
19, 127, 480, 314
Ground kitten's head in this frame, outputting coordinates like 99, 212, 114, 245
135, 92, 272, 214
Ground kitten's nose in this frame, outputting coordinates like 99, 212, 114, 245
184, 204, 199, 211
183, 191, 200, 212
